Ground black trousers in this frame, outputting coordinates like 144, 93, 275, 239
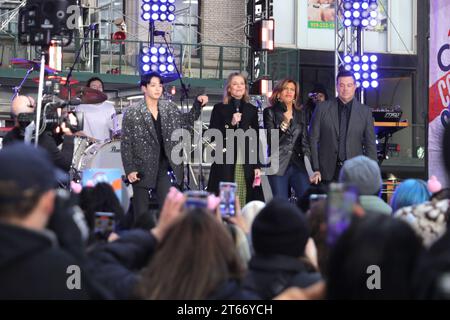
131, 160, 172, 229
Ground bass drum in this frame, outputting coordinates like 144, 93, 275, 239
76, 140, 132, 212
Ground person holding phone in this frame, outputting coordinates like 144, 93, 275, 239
121, 72, 208, 227
207, 72, 263, 205
263, 79, 317, 199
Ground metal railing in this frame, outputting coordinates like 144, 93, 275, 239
0, 36, 249, 80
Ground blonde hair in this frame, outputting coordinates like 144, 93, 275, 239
223, 72, 250, 104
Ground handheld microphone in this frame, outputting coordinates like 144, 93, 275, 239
233, 99, 241, 128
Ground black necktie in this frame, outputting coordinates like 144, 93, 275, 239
338, 105, 347, 161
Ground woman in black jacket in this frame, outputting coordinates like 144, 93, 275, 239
263, 79, 317, 199
207, 72, 263, 204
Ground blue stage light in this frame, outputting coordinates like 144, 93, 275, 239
141, 0, 176, 22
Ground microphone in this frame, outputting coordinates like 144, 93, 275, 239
122, 172, 144, 185
233, 99, 241, 128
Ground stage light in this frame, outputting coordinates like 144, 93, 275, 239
342, 0, 379, 29
141, 0, 176, 22
341, 53, 379, 88
371, 80, 379, 88
140, 46, 178, 81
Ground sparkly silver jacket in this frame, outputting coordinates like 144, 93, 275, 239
121, 99, 201, 188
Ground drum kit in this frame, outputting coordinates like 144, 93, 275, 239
11, 57, 131, 210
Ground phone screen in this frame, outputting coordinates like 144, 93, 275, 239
184, 191, 209, 209
219, 182, 237, 217
94, 212, 115, 240
326, 183, 358, 246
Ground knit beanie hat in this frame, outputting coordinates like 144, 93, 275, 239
251, 199, 310, 257
339, 155, 382, 196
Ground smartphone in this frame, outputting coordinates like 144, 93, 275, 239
184, 190, 209, 209
219, 182, 237, 217
326, 183, 358, 246
94, 212, 115, 241
309, 194, 327, 203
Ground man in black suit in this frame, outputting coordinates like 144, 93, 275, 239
309, 70, 377, 184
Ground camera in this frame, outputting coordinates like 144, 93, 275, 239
17, 99, 83, 134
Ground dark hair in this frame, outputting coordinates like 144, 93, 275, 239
327, 214, 423, 299
307, 200, 329, 276
431, 188, 450, 202
443, 124, 450, 174
78, 183, 125, 243
140, 72, 163, 87
268, 79, 301, 109
86, 77, 105, 90
336, 70, 356, 83
0, 181, 43, 219
138, 209, 245, 299
297, 185, 327, 213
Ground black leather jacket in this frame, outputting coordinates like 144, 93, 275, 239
263, 102, 311, 176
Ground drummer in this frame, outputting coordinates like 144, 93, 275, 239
75, 77, 116, 142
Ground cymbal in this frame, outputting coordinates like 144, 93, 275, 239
33, 75, 79, 85
60, 86, 108, 104
10, 58, 57, 74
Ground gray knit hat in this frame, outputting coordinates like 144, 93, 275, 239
339, 155, 382, 195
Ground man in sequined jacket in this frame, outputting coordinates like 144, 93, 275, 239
121, 72, 208, 227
